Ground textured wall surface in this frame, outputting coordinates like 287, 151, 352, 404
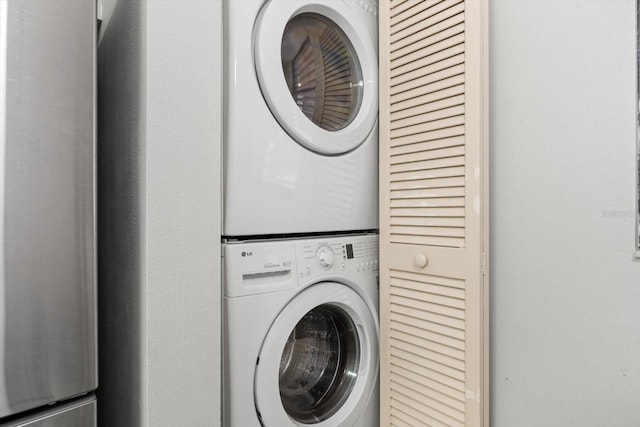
98, 1, 222, 425
490, 1, 640, 426
98, 1, 146, 424
145, 1, 221, 425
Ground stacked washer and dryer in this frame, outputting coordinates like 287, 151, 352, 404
223, 1, 380, 426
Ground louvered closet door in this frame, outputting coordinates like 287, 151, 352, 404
379, 1, 489, 426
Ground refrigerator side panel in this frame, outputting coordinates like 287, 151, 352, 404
0, 0, 96, 418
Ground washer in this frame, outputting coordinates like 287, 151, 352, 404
224, 0, 379, 237
224, 234, 379, 426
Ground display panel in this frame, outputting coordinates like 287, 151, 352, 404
345, 244, 354, 259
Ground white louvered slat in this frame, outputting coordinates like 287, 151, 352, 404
390, 216, 465, 228
393, 66, 465, 102
392, 339, 463, 373
390, 414, 415, 427
391, 76, 465, 115
390, 305, 464, 337
389, 175, 465, 189
390, 167, 464, 183
392, 268, 466, 288
390, 0, 438, 18
391, 367, 465, 411
391, 186, 465, 200
390, 153, 464, 172
391, 23, 465, 70
390, 197, 465, 209
391, 43, 465, 87
393, 78, 463, 108
391, 105, 465, 134
380, 0, 489, 425
391, 2, 465, 53
391, 0, 444, 23
391, 95, 465, 127
390, 115, 465, 142
390, 135, 465, 156
391, 234, 464, 247
391, 80, 465, 116
391, 353, 464, 395
391, 0, 463, 43
391, 397, 451, 427
391, 322, 465, 365
391, 381, 465, 425
391, 33, 465, 78
391, 143, 464, 164
392, 348, 464, 387
389, 207, 464, 219
391, 326, 465, 363
391, 395, 456, 427
390, 290, 466, 317
390, 125, 465, 150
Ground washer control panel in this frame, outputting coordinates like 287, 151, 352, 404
224, 234, 378, 297
296, 234, 379, 280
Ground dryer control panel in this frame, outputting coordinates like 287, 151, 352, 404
295, 234, 379, 281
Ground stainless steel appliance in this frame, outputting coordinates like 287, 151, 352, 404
0, 0, 97, 425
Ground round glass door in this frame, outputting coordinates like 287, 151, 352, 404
281, 14, 363, 132
254, 282, 378, 426
279, 305, 360, 423
254, 1, 378, 155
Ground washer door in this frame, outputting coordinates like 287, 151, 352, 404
254, 1, 378, 155
254, 282, 378, 426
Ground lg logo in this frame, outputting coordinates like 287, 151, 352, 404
241, 251, 253, 257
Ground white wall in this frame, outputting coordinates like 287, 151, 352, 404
145, 2, 221, 425
98, 1, 222, 425
490, 1, 640, 426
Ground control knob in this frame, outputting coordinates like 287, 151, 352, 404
316, 245, 335, 269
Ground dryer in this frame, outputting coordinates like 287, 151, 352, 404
223, 234, 379, 426
224, 0, 379, 237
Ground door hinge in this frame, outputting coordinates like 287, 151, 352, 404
96, 0, 103, 27
481, 252, 487, 276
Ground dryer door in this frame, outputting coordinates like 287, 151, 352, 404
254, 1, 378, 155
254, 282, 378, 426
